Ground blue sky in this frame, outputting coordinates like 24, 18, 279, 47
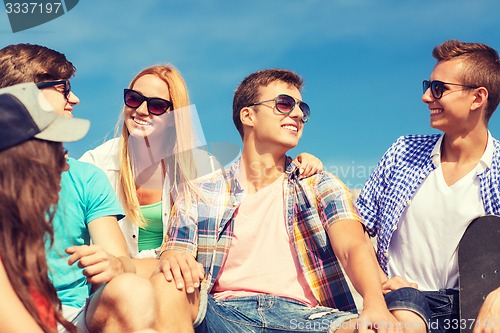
2, 0, 500, 188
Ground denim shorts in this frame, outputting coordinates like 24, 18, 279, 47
384, 287, 459, 333
195, 293, 358, 333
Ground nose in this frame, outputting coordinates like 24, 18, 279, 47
289, 102, 304, 120
422, 86, 434, 104
135, 100, 149, 116
67, 91, 80, 106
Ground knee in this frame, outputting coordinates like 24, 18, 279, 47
149, 271, 185, 301
149, 272, 200, 322
103, 273, 156, 311
88, 273, 157, 331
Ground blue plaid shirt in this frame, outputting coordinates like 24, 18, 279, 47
356, 134, 500, 274
164, 156, 361, 313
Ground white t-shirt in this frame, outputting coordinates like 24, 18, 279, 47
387, 134, 492, 290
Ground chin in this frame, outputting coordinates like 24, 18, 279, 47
283, 142, 298, 151
125, 122, 149, 137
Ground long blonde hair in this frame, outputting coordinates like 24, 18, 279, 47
119, 65, 199, 228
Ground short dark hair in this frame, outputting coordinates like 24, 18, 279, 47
0, 43, 75, 88
232, 68, 303, 138
432, 40, 500, 121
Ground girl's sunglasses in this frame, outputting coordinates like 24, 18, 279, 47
36, 79, 71, 99
248, 94, 310, 123
124, 89, 173, 116
423, 80, 478, 100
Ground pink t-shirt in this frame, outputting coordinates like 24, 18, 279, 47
212, 174, 318, 306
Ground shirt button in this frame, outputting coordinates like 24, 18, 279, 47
218, 226, 223, 232
392, 225, 398, 231
384, 252, 389, 257
406, 200, 411, 205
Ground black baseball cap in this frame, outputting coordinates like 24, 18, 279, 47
0, 82, 90, 152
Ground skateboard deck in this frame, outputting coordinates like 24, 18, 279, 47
458, 215, 500, 333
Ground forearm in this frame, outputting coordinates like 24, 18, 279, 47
342, 241, 387, 308
364, 232, 387, 283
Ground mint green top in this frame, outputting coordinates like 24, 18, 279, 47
138, 201, 163, 251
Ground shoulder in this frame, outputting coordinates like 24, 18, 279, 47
65, 158, 112, 187
67, 158, 107, 175
79, 138, 120, 170
303, 170, 350, 196
390, 134, 440, 150
491, 135, 500, 149
314, 170, 345, 185
381, 134, 440, 164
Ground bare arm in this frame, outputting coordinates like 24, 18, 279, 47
0, 261, 45, 333
328, 219, 400, 333
66, 216, 159, 285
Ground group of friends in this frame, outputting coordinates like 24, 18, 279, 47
0, 39, 498, 333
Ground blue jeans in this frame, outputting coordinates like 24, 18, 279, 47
385, 288, 459, 333
195, 294, 358, 333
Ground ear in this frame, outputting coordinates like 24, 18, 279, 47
240, 106, 254, 128
470, 87, 489, 111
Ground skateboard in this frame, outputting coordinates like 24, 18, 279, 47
458, 215, 500, 333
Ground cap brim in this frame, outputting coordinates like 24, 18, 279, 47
34, 116, 90, 143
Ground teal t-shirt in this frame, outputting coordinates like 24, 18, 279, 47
138, 201, 163, 252
45, 158, 124, 308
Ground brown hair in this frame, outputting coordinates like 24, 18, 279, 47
232, 68, 304, 138
0, 139, 75, 332
0, 43, 75, 87
119, 65, 200, 228
432, 40, 500, 121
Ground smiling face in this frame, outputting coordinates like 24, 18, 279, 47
245, 80, 305, 152
39, 82, 80, 118
422, 59, 480, 135
124, 74, 171, 137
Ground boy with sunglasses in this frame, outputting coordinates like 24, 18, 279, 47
356, 40, 500, 333
0, 43, 158, 332
152, 68, 400, 332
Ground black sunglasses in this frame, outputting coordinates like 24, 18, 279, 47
36, 79, 71, 99
124, 89, 173, 116
247, 94, 310, 123
423, 80, 478, 100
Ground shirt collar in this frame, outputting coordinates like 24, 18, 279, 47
231, 156, 299, 189
431, 131, 494, 173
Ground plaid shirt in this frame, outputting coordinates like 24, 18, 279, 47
164, 156, 362, 313
356, 134, 500, 274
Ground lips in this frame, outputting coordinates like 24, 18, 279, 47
133, 116, 152, 126
281, 124, 298, 132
